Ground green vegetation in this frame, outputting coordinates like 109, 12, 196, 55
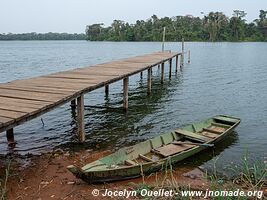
86, 10, 267, 42
0, 160, 11, 200
129, 153, 266, 199
0, 32, 86, 40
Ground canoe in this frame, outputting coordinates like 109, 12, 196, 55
67, 115, 240, 183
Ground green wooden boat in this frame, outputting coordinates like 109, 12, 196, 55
67, 115, 240, 183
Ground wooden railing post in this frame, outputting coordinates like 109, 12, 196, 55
161, 62, 164, 84
175, 55, 178, 73
181, 38, 185, 67
77, 94, 85, 142
147, 68, 152, 94
123, 77, 129, 110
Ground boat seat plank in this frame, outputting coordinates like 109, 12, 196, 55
155, 143, 196, 157
213, 116, 239, 124
203, 128, 222, 134
175, 129, 210, 142
125, 160, 136, 166
200, 131, 218, 139
211, 122, 231, 128
139, 154, 154, 162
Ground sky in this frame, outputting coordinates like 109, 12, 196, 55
0, 0, 266, 33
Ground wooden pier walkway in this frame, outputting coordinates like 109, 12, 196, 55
0, 51, 184, 144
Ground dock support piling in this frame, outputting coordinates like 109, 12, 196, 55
175, 55, 178, 73
140, 71, 143, 79
158, 64, 160, 70
188, 50, 191, 64
105, 85, 109, 96
77, 94, 85, 143
147, 68, 152, 94
6, 128, 15, 146
169, 59, 172, 79
161, 62, 164, 84
71, 99, 76, 108
123, 77, 129, 111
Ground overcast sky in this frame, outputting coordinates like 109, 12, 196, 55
1, 0, 266, 33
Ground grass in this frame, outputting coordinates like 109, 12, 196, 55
230, 151, 266, 190
0, 160, 11, 200
129, 152, 266, 200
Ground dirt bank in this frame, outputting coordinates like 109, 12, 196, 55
1, 149, 208, 200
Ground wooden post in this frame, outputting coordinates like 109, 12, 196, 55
162, 27, 166, 52
181, 38, 185, 67
105, 85, 109, 96
140, 71, 143, 79
6, 128, 15, 146
175, 55, 178, 73
123, 77, 129, 110
147, 68, 152, 94
188, 50, 191, 64
71, 99, 76, 108
169, 59, 172, 79
158, 64, 160, 70
77, 94, 85, 142
161, 62, 164, 84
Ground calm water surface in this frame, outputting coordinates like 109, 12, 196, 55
0, 41, 266, 175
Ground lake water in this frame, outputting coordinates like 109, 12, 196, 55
0, 41, 266, 176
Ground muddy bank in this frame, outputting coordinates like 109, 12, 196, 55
1, 149, 207, 200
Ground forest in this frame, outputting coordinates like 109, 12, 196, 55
86, 10, 267, 42
1, 10, 266, 41
0, 32, 86, 40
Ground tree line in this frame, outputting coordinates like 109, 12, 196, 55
86, 10, 267, 42
0, 32, 86, 40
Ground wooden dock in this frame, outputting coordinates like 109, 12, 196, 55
0, 50, 184, 144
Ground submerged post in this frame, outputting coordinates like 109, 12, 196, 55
188, 50, 191, 64
147, 68, 152, 94
161, 27, 166, 52
6, 128, 15, 146
169, 59, 172, 79
175, 55, 178, 73
105, 85, 109, 96
123, 77, 129, 110
77, 94, 85, 142
161, 62, 164, 84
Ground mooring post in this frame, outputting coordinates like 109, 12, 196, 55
123, 77, 129, 111
140, 71, 143, 79
6, 128, 15, 146
162, 27, 166, 52
175, 55, 178, 73
188, 50, 191, 64
158, 64, 160, 70
181, 38, 185, 67
147, 68, 152, 94
161, 62, 164, 84
105, 85, 109, 96
77, 94, 85, 143
169, 59, 172, 79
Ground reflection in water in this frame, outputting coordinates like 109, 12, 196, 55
63, 67, 184, 151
